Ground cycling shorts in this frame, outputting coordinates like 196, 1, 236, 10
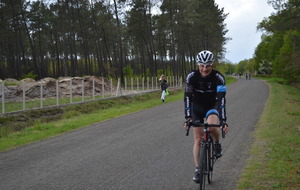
191, 104, 219, 126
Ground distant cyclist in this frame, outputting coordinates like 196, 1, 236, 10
183, 50, 229, 183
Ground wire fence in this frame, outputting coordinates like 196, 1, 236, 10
0, 76, 183, 114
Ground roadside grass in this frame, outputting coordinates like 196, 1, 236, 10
0, 76, 236, 152
237, 77, 300, 189
0, 89, 183, 151
226, 75, 236, 84
2, 94, 119, 113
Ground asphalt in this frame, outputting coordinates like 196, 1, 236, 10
0, 78, 269, 190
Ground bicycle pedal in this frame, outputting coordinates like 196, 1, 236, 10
215, 153, 223, 159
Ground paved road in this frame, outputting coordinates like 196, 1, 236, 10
0, 78, 269, 190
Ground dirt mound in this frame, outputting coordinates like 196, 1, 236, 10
1, 76, 112, 101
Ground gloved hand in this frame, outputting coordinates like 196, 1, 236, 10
183, 118, 192, 131
220, 121, 229, 134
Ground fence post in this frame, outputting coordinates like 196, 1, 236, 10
151, 77, 153, 90
70, 79, 72, 104
40, 82, 43, 108
22, 81, 26, 110
131, 77, 133, 91
1, 81, 4, 114
56, 80, 59, 106
173, 76, 174, 87
142, 77, 144, 91
137, 78, 139, 91
110, 78, 113, 96
172, 76, 174, 87
115, 78, 122, 96
82, 79, 84, 102
180, 77, 183, 87
125, 78, 127, 91
147, 77, 149, 90
92, 79, 95, 100
102, 78, 105, 98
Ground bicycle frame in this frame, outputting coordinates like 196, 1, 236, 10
186, 122, 225, 190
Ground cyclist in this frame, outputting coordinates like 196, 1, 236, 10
183, 50, 229, 183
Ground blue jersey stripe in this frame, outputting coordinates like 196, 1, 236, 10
205, 109, 219, 118
217, 85, 226, 92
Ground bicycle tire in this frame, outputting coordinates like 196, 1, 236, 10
199, 145, 207, 190
207, 139, 214, 184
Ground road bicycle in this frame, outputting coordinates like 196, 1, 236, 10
186, 121, 225, 190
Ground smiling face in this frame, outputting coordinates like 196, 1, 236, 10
198, 63, 213, 78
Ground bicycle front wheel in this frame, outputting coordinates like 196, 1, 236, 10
207, 140, 214, 184
199, 145, 207, 190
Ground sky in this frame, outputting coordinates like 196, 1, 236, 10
214, 0, 275, 63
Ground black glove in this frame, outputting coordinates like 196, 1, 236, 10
184, 118, 192, 136
220, 121, 228, 138
184, 118, 192, 126
220, 121, 228, 127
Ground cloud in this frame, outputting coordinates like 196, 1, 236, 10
215, 0, 274, 63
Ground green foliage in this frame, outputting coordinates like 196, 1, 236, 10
235, 60, 248, 74
0, 0, 229, 80
145, 68, 151, 77
255, 0, 300, 82
157, 69, 164, 77
255, 30, 300, 80
259, 0, 300, 32
259, 60, 273, 75
245, 59, 255, 73
280, 30, 300, 82
214, 62, 228, 74
3, 81, 20, 86
123, 65, 134, 78
20, 72, 38, 80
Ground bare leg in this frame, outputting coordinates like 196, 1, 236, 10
207, 114, 220, 142
193, 127, 203, 167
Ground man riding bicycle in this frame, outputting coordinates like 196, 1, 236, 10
183, 50, 229, 183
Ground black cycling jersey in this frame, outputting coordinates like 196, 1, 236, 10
184, 69, 227, 122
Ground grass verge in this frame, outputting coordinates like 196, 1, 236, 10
0, 89, 183, 151
237, 78, 300, 189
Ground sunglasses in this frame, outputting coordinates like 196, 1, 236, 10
199, 63, 213, 68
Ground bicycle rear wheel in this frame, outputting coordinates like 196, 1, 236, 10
199, 145, 207, 190
207, 140, 214, 184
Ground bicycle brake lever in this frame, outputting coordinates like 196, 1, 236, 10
222, 127, 225, 138
186, 126, 191, 136
185, 121, 191, 136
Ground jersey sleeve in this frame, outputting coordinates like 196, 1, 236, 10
214, 73, 227, 122
184, 72, 194, 119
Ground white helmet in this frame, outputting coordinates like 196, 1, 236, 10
196, 50, 214, 64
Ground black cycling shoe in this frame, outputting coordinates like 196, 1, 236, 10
193, 168, 200, 183
214, 142, 223, 158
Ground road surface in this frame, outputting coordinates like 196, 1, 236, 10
0, 78, 269, 190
